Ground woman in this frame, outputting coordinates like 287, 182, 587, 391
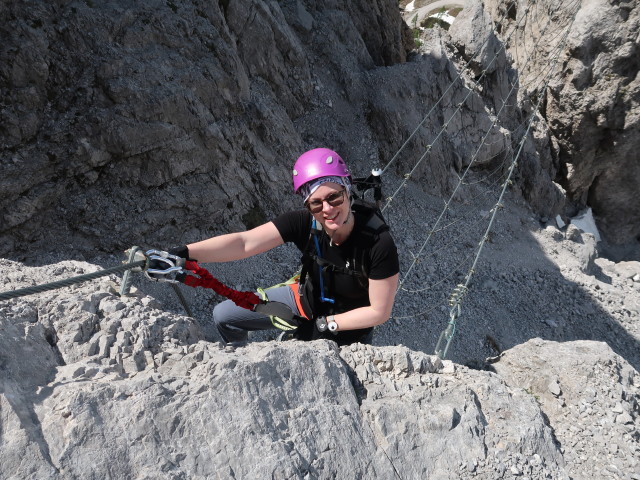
172, 148, 399, 346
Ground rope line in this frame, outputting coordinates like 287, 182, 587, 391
402, 248, 477, 296
382, 0, 579, 199
383, 0, 579, 215
362, 416, 404, 480
379, 0, 535, 177
399, 215, 491, 295
0, 260, 147, 302
434, 2, 582, 358
171, 283, 194, 317
391, 0, 580, 292
381, 0, 581, 346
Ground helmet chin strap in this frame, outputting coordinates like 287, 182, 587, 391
329, 203, 353, 247
343, 196, 353, 225
342, 209, 352, 226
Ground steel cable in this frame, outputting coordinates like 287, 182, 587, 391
434, 2, 582, 358
0, 260, 147, 302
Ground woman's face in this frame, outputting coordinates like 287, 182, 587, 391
305, 182, 350, 231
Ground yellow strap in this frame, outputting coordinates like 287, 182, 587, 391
260, 272, 301, 292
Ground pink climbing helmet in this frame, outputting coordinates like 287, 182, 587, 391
292, 148, 351, 194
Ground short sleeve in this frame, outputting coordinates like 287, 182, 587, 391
272, 210, 312, 252
367, 230, 399, 280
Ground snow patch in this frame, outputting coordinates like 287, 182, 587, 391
429, 11, 456, 24
570, 207, 601, 242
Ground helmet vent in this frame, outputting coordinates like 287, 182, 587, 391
326, 156, 333, 164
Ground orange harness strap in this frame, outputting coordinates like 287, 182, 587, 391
288, 283, 309, 320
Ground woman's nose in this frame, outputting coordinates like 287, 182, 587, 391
322, 199, 334, 212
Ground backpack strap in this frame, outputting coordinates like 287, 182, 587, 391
297, 218, 323, 300
351, 199, 389, 287
350, 199, 389, 244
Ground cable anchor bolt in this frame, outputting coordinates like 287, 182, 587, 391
123, 246, 146, 273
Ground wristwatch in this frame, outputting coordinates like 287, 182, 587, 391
327, 315, 338, 332
315, 315, 339, 333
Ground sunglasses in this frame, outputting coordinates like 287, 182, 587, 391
305, 188, 346, 214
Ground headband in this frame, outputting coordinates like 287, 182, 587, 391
299, 176, 352, 202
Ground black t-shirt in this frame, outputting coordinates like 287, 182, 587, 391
272, 206, 399, 345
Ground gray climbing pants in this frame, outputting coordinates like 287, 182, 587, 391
210, 285, 301, 343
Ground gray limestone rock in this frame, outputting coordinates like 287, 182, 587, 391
1, 0, 640, 476
2, 0, 637, 258
484, 0, 640, 244
1, 259, 638, 479
491, 339, 640, 480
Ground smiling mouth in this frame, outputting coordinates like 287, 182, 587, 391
325, 213, 339, 222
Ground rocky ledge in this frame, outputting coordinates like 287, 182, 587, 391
0, 259, 637, 479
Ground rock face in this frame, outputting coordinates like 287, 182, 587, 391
482, 0, 640, 243
1, 0, 638, 259
492, 339, 640, 480
447, 0, 568, 221
2, 2, 639, 477
1, 259, 637, 479
0, 0, 414, 257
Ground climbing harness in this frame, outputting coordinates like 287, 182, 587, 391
312, 222, 335, 305
257, 273, 307, 331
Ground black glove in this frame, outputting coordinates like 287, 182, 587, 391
271, 314, 304, 332
168, 245, 191, 260
315, 316, 328, 332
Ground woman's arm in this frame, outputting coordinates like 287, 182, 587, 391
186, 221, 284, 263
330, 273, 399, 331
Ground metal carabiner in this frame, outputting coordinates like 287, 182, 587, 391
144, 249, 187, 283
